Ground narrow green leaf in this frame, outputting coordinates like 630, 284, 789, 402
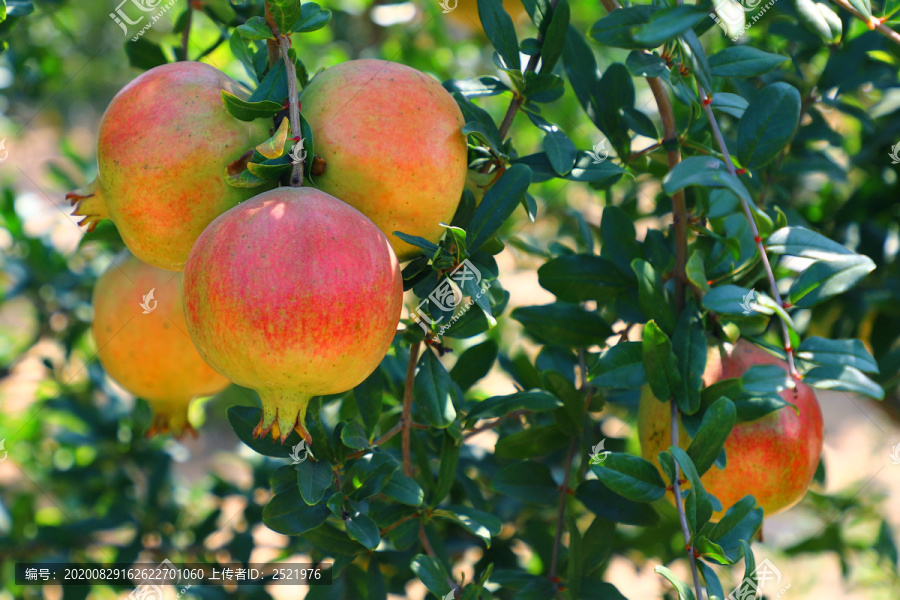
737, 82, 801, 169
414, 351, 457, 428
433, 432, 460, 505
642, 321, 682, 402
686, 398, 736, 476
467, 164, 532, 251
478, 0, 521, 70
221, 91, 284, 122
512, 302, 612, 347
492, 462, 559, 504
663, 156, 752, 203
633, 6, 709, 46
466, 390, 562, 421
590, 453, 667, 502
538, 254, 627, 302
590, 341, 646, 389
804, 365, 884, 399
708, 47, 789, 77
797, 336, 878, 373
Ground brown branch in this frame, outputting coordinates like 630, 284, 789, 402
463, 410, 529, 439
670, 402, 705, 600
402, 342, 421, 477
647, 75, 688, 311
828, 0, 900, 45
345, 422, 404, 461
380, 512, 418, 536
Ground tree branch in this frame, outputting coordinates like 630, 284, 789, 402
670, 401, 705, 600
264, 3, 304, 186
402, 342, 421, 477
698, 89, 798, 378
828, 0, 900, 45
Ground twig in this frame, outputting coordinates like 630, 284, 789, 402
264, 2, 304, 186
402, 342, 421, 477
828, 0, 900, 45
463, 410, 529, 439
380, 512, 418, 535
345, 422, 404, 461
647, 75, 688, 311
698, 89, 798, 378
670, 402, 705, 600
180, 5, 193, 61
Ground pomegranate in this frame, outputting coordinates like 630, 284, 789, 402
68, 61, 272, 271
299, 59, 467, 261
638, 338, 824, 518
182, 186, 403, 444
92, 252, 230, 437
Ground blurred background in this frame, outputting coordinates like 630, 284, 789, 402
1, 0, 900, 598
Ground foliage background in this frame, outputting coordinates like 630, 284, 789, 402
1, 0, 900, 598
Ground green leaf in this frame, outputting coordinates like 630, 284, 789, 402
642, 321, 682, 402
236, 15, 274, 40
710, 93, 749, 119
787, 255, 876, 308
702, 285, 774, 316
632, 258, 676, 333
344, 509, 380, 550
512, 302, 612, 347
669, 446, 714, 529
663, 156, 751, 203
544, 129, 578, 175
741, 364, 791, 396
672, 305, 707, 414
804, 365, 884, 399
708, 47, 789, 77
412, 555, 452, 598
539, 0, 570, 75
450, 340, 499, 390
268, 0, 304, 33
414, 351, 458, 428
367, 558, 387, 600
466, 390, 562, 421
297, 459, 333, 505
589, 6, 659, 49
633, 6, 709, 46
766, 227, 855, 259
348, 452, 400, 500
686, 398, 736, 476
263, 489, 330, 535
847, 0, 873, 21
513, 579, 558, 599
226, 406, 304, 458
590, 342, 646, 389
340, 420, 370, 450
478, 0, 521, 70
467, 164, 532, 251
381, 473, 424, 506
625, 50, 667, 77
445, 76, 510, 97
737, 82, 801, 169
680, 29, 712, 94
353, 369, 384, 435
292, 2, 332, 33
796, 336, 878, 373
538, 255, 627, 302
575, 480, 660, 526
708, 495, 757, 541
433, 432, 460, 505
125, 38, 168, 71
492, 462, 559, 505
654, 566, 696, 600
697, 561, 725, 599
221, 91, 284, 122
590, 453, 667, 502
496, 424, 570, 458
434, 505, 502, 547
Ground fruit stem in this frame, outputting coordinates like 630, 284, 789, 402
66, 179, 108, 232
264, 1, 304, 187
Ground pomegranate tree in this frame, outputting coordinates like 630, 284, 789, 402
92, 252, 230, 437
182, 187, 403, 444
638, 338, 825, 517
68, 61, 272, 271
300, 59, 467, 261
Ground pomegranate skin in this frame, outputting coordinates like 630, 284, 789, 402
69, 61, 272, 272
300, 59, 467, 261
92, 252, 230, 437
182, 187, 403, 444
638, 339, 824, 519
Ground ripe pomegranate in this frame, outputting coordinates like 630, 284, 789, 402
445, 0, 528, 35
68, 61, 272, 272
182, 187, 403, 444
92, 252, 230, 437
638, 338, 824, 518
299, 59, 467, 261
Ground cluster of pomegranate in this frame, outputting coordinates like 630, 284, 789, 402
75, 59, 466, 441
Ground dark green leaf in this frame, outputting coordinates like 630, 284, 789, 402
268, 0, 303, 33
466, 390, 562, 421
434, 505, 502, 546
538, 254, 627, 302
590, 453, 667, 502
125, 38, 168, 71
804, 365, 884, 399
222, 91, 284, 122
737, 82, 801, 169
415, 351, 458, 428
589, 6, 659, 49
544, 129, 577, 175
467, 164, 532, 251
433, 432, 460, 505
292, 2, 332, 33
478, 0, 521, 70
590, 341, 646, 389
708, 46, 789, 77
632, 259, 676, 333
512, 302, 612, 347
633, 6, 709, 46
654, 566, 696, 600
788, 255, 876, 308
263, 491, 330, 535
663, 156, 751, 203
686, 398, 736, 476
344, 509, 380, 550
625, 50, 667, 77
227, 406, 303, 458
766, 226, 855, 259
797, 336, 878, 373
496, 424, 570, 458
576, 480, 660, 526
236, 16, 274, 40
642, 321, 682, 402
492, 462, 559, 504
297, 459, 333, 505
539, 0, 570, 74
412, 555, 452, 597
381, 473, 424, 506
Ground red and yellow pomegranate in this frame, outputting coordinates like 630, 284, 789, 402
92, 252, 230, 437
182, 187, 404, 444
68, 61, 272, 271
300, 59, 467, 261
638, 338, 824, 518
